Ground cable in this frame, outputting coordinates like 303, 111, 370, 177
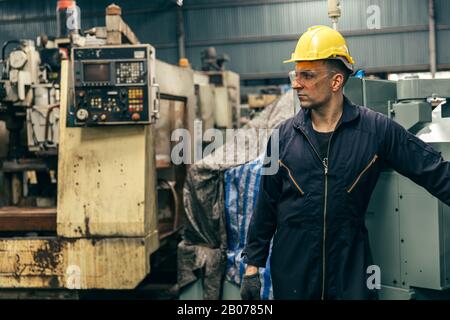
1, 40, 21, 80
1, 40, 21, 64
44, 105, 60, 144
158, 178, 180, 231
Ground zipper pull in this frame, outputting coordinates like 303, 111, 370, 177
323, 158, 328, 175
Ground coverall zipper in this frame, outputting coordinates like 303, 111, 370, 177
299, 122, 341, 300
347, 154, 378, 193
279, 160, 305, 196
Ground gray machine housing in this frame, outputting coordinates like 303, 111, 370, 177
345, 78, 450, 300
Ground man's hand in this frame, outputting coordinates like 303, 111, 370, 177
240, 267, 261, 300
245, 266, 258, 276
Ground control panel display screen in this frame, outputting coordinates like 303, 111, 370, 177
83, 63, 110, 82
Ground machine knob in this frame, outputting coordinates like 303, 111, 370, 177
92, 114, 99, 121
77, 91, 87, 107
76, 108, 89, 121
131, 113, 141, 121
100, 114, 107, 121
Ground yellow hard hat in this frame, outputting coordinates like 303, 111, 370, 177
284, 25, 355, 71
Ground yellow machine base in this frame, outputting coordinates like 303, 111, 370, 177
0, 231, 158, 289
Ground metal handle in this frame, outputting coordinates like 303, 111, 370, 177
151, 82, 160, 121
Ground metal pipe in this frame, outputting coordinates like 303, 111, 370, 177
11, 173, 21, 205
429, 0, 437, 78
44, 105, 60, 143
153, 24, 450, 50
332, 19, 338, 31
177, 5, 186, 60
0, 0, 317, 24
239, 62, 450, 80
328, 0, 341, 30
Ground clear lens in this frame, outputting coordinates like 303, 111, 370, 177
289, 69, 336, 86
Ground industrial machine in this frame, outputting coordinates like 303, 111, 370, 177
154, 59, 195, 240
199, 47, 241, 129
0, 1, 233, 297
0, 39, 61, 210
0, 3, 184, 294
205, 70, 240, 129
0, 0, 243, 297
345, 77, 450, 300
0, 40, 161, 291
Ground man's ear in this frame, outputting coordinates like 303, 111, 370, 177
331, 73, 344, 92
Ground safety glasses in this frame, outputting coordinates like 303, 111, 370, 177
289, 69, 337, 87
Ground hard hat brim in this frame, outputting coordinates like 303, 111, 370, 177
283, 58, 296, 64
283, 56, 354, 72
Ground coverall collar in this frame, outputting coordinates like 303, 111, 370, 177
293, 95, 360, 131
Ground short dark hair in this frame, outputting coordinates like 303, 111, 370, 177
324, 59, 352, 87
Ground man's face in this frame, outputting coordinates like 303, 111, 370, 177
290, 60, 335, 109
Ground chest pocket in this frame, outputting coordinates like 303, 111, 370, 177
347, 154, 378, 193
278, 160, 305, 196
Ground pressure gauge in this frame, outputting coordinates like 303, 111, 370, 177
9, 50, 28, 69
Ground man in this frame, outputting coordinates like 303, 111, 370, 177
240, 25, 450, 300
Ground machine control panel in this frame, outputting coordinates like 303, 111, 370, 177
69, 45, 159, 127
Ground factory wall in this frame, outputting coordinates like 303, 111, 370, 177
183, 0, 450, 78
0, 0, 448, 80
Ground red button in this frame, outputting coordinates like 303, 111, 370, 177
131, 113, 141, 121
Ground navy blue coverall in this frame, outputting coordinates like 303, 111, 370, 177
243, 96, 450, 299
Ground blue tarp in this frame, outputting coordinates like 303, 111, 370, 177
180, 91, 293, 299
224, 155, 273, 300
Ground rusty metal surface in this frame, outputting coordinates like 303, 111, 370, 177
0, 122, 7, 159
0, 207, 56, 232
0, 237, 66, 289
0, 235, 153, 289
2, 160, 50, 173
156, 158, 171, 169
